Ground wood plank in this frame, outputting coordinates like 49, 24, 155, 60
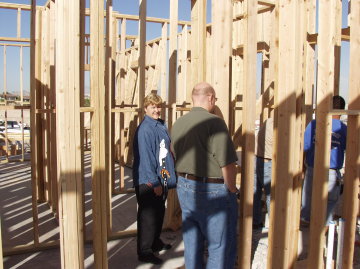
238, 0, 256, 267
333, 0, 342, 96
341, 0, 360, 267
212, 0, 232, 124
160, 23, 167, 100
49, 0, 58, 216
288, 0, 306, 263
55, 0, 84, 267
30, 1, 40, 246
90, 0, 108, 266
167, 0, 177, 128
267, 0, 299, 267
0, 37, 30, 42
191, 0, 206, 84
0, 2, 32, 10
165, 0, 180, 231
304, 0, 316, 125
17, 8, 21, 38
105, 0, 115, 236
307, 0, 337, 267
138, 0, 146, 119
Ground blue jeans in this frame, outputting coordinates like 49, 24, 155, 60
301, 166, 341, 224
253, 157, 272, 226
177, 176, 238, 269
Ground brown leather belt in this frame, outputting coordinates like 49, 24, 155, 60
256, 156, 272, 162
177, 173, 224, 184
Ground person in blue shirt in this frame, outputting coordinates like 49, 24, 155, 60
133, 93, 176, 264
301, 95, 347, 225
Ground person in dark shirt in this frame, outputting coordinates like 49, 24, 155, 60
133, 93, 176, 264
301, 95, 347, 225
171, 82, 239, 269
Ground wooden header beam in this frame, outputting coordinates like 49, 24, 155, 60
307, 27, 350, 44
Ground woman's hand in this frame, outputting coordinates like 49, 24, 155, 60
153, 185, 163, 196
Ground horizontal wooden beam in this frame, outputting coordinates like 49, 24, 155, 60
234, 6, 274, 21
112, 188, 136, 194
308, 27, 350, 44
113, 13, 190, 25
123, 37, 164, 53
0, 105, 31, 110
0, 37, 30, 43
235, 41, 270, 55
258, 0, 275, 7
0, 43, 30, 47
329, 109, 360, 115
3, 240, 59, 256
80, 107, 95, 113
0, 2, 32, 10
36, 109, 55, 113
111, 108, 140, 113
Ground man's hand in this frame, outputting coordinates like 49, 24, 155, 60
154, 185, 163, 196
222, 162, 238, 192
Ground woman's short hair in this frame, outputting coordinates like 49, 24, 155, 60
144, 93, 163, 107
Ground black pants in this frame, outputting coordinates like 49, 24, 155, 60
135, 184, 165, 256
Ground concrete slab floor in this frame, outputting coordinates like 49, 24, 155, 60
1, 154, 359, 268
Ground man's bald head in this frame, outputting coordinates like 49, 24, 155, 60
192, 82, 215, 97
192, 82, 217, 112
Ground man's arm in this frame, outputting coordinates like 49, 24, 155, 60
221, 162, 238, 193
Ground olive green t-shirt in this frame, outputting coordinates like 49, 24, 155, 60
171, 107, 237, 178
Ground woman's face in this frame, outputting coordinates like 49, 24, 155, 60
145, 103, 162, 120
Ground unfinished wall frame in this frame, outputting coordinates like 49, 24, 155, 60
0, 1, 359, 269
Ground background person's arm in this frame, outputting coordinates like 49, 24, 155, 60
222, 162, 238, 193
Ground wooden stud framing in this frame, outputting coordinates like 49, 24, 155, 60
288, 0, 306, 263
238, 0, 257, 268
267, 0, 299, 267
304, 0, 316, 125
308, 0, 337, 267
341, 0, 360, 267
2, 1, 360, 267
190, 0, 207, 84
165, 0, 180, 231
212, 0, 232, 124
90, 0, 108, 266
160, 22, 168, 101
30, 0, 40, 247
105, 0, 115, 236
138, 0, 146, 119
49, 0, 58, 216
55, 0, 84, 268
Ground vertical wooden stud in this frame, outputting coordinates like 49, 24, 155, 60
238, 0, 256, 268
212, 0, 232, 124
55, 0, 84, 267
190, 0, 206, 84
341, 0, 360, 267
138, 0, 146, 118
90, 0, 109, 266
165, 0, 180, 231
267, 0, 299, 267
30, 1, 40, 246
160, 22, 167, 101
308, 0, 337, 267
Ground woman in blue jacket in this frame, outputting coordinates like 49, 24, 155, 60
133, 93, 176, 264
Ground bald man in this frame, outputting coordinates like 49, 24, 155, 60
171, 82, 239, 269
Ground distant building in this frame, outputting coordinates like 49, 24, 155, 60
0, 93, 17, 102
23, 95, 30, 102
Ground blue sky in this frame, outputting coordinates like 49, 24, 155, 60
0, 0, 350, 101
